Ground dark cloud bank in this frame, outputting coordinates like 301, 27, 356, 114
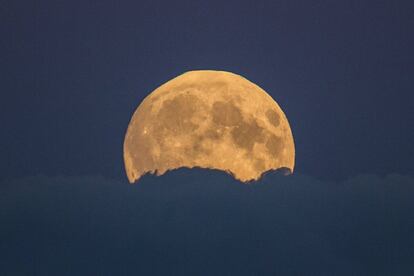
1, 169, 413, 275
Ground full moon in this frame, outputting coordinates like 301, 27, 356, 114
124, 70, 295, 183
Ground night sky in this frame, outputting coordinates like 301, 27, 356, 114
1, 1, 414, 275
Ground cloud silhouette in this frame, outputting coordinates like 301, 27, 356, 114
1, 170, 413, 275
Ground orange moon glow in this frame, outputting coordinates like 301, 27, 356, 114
124, 70, 295, 183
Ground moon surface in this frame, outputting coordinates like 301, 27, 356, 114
124, 70, 295, 183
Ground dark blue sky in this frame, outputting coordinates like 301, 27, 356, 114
1, 0, 413, 181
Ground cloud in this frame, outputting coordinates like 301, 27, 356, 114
1, 170, 413, 275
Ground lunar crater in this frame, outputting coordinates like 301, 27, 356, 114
231, 119, 265, 152
265, 134, 284, 156
266, 109, 281, 128
212, 101, 243, 127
